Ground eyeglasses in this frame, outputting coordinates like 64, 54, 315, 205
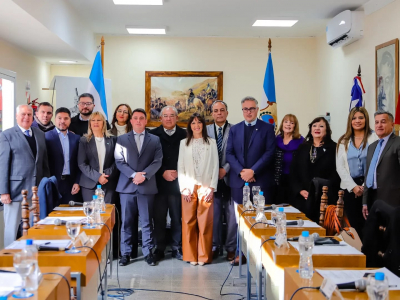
242, 107, 257, 112
117, 110, 129, 115
79, 102, 94, 107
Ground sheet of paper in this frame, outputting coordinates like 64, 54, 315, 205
316, 267, 400, 290
289, 241, 363, 255
6, 240, 72, 250
266, 220, 321, 228
37, 216, 85, 225
53, 207, 83, 211
281, 206, 301, 213
0, 273, 21, 295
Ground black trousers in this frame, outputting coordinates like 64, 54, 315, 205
58, 176, 82, 205
343, 177, 365, 240
274, 174, 293, 205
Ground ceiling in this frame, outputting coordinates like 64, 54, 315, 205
66, 0, 369, 38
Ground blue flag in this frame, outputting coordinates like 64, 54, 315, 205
88, 51, 108, 119
259, 52, 277, 127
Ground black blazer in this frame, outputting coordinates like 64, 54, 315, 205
148, 125, 187, 196
77, 135, 119, 190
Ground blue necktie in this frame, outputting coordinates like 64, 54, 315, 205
217, 127, 223, 162
366, 139, 384, 188
24, 130, 30, 137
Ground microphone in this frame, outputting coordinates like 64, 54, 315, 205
286, 219, 304, 226
337, 279, 367, 292
69, 201, 84, 206
38, 245, 67, 251
54, 219, 67, 226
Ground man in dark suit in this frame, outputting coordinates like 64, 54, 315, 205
0, 105, 50, 246
69, 93, 110, 136
45, 107, 81, 204
362, 110, 400, 219
226, 96, 276, 265
149, 106, 186, 261
115, 108, 163, 266
206, 101, 236, 261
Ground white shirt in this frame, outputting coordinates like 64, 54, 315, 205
95, 136, 106, 174
244, 119, 257, 126
373, 133, 392, 189
18, 125, 32, 137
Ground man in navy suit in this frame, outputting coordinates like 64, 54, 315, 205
45, 107, 81, 204
114, 108, 163, 266
226, 96, 276, 264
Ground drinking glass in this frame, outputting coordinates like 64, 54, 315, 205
83, 202, 95, 229
252, 186, 261, 206
13, 252, 34, 298
65, 221, 81, 254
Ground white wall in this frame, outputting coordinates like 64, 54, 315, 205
50, 36, 319, 134
0, 38, 50, 106
317, 0, 400, 141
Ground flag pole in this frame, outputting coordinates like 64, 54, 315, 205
268, 38, 272, 53
357, 65, 361, 77
101, 36, 105, 73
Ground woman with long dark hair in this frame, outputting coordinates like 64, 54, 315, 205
336, 107, 377, 238
291, 117, 340, 218
274, 114, 304, 205
109, 104, 133, 136
178, 113, 219, 266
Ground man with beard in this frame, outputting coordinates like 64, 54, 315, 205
32, 102, 55, 132
69, 93, 110, 136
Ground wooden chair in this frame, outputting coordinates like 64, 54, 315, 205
21, 186, 40, 236
318, 186, 345, 231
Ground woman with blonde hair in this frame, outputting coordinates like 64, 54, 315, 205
274, 114, 304, 204
178, 113, 219, 266
78, 112, 119, 203
336, 107, 377, 238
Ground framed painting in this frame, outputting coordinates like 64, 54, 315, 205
376, 39, 399, 118
145, 71, 223, 127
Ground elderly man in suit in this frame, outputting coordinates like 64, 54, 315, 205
226, 96, 276, 265
206, 101, 236, 261
45, 107, 81, 204
0, 104, 50, 246
362, 110, 400, 219
149, 106, 186, 261
115, 108, 163, 266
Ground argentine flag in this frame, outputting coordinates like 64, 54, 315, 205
349, 76, 365, 111
259, 52, 277, 127
88, 51, 108, 119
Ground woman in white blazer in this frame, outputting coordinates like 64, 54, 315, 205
178, 113, 219, 266
336, 107, 378, 239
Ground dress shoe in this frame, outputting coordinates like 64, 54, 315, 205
212, 249, 219, 259
198, 262, 205, 266
226, 251, 236, 261
171, 249, 183, 260
190, 262, 198, 266
154, 249, 165, 261
119, 255, 130, 266
145, 252, 157, 266
231, 255, 246, 266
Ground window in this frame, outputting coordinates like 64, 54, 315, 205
0, 68, 16, 132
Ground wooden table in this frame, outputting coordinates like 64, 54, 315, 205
261, 236, 366, 300
0, 266, 70, 300
284, 267, 400, 300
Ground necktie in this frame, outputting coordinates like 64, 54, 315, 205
366, 139, 384, 188
135, 134, 142, 153
166, 129, 173, 136
24, 130, 30, 137
217, 127, 223, 162
247, 124, 252, 127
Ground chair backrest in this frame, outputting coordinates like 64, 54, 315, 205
21, 186, 40, 236
318, 186, 345, 228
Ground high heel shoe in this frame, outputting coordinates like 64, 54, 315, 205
190, 262, 198, 266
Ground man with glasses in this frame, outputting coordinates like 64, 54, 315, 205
69, 93, 110, 136
226, 96, 276, 265
149, 106, 186, 261
32, 102, 55, 132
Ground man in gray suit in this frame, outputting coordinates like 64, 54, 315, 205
0, 105, 50, 246
362, 110, 400, 220
114, 108, 162, 266
206, 101, 236, 261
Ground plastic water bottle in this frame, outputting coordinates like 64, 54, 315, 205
298, 231, 314, 279
275, 207, 288, 247
24, 239, 41, 291
255, 192, 267, 222
95, 185, 106, 213
367, 272, 389, 300
244, 193, 252, 209
243, 183, 250, 199
93, 195, 102, 225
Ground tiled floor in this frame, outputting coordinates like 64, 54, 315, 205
105, 250, 247, 300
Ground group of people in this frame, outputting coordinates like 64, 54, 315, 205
1, 92, 400, 268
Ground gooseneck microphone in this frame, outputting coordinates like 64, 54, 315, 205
337, 279, 367, 292
286, 219, 305, 226
38, 245, 67, 251
69, 201, 84, 206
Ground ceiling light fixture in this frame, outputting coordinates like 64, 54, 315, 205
113, 0, 163, 5
252, 20, 298, 27
59, 60, 77, 63
126, 27, 166, 34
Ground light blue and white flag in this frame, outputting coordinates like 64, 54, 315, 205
259, 52, 277, 127
88, 51, 108, 119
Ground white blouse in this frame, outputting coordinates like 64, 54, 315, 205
192, 138, 206, 182
95, 137, 106, 173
